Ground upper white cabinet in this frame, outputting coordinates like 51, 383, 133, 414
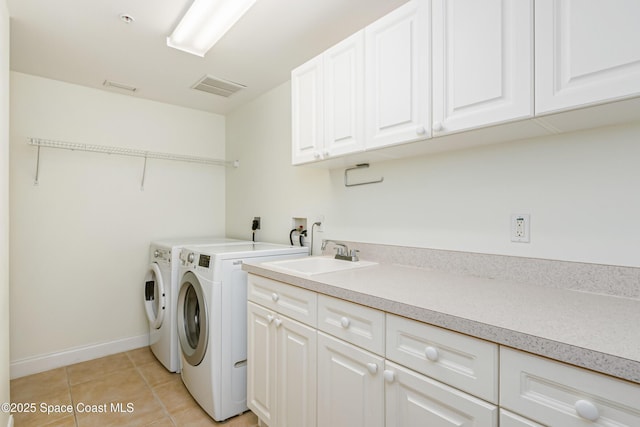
292, 32, 365, 165
431, 0, 533, 135
324, 32, 366, 160
365, 0, 430, 149
535, 0, 640, 114
291, 56, 323, 164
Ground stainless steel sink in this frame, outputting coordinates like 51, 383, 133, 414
262, 256, 377, 276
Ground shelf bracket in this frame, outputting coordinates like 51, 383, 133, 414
344, 163, 384, 187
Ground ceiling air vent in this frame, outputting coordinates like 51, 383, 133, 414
192, 75, 246, 98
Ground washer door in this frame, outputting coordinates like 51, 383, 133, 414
177, 271, 208, 366
144, 263, 166, 329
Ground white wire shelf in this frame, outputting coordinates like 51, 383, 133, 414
27, 137, 239, 189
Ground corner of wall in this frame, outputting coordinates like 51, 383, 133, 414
1, 0, 12, 425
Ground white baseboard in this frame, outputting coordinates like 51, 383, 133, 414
10, 334, 149, 379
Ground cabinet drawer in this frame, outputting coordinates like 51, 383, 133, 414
317, 294, 385, 355
500, 347, 640, 427
247, 274, 317, 327
499, 409, 544, 427
386, 314, 498, 403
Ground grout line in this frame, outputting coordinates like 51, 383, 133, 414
126, 349, 179, 427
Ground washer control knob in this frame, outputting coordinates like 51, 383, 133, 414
187, 253, 195, 263
154, 250, 160, 258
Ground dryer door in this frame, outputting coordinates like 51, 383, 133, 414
177, 271, 209, 366
144, 263, 166, 329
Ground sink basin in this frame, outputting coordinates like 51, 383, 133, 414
263, 256, 377, 276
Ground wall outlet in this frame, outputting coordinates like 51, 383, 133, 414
511, 214, 530, 243
252, 217, 261, 230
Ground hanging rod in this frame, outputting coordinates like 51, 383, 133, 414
27, 137, 238, 167
344, 163, 384, 187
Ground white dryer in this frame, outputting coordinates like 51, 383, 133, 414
177, 242, 308, 421
144, 237, 249, 373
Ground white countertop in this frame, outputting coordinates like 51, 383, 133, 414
242, 258, 640, 385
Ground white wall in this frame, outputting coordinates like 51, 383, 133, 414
1, 0, 11, 422
227, 81, 640, 268
10, 73, 226, 372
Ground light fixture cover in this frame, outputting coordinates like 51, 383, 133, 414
167, 0, 258, 57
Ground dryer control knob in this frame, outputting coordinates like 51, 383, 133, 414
154, 250, 160, 258
187, 253, 195, 263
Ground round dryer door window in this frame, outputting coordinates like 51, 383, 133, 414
144, 263, 166, 329
177, 271, 208, 366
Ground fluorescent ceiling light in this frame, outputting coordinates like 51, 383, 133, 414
167, 0, 258, 57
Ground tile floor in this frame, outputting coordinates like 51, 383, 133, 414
10, 347, 259, 427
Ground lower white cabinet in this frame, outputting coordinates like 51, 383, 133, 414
248, 274, 639, 427
247, 301, 317, 427
385, 360, 497, 427
317, 332, 384, 427
500, 347, 640, 427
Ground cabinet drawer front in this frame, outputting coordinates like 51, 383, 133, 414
385, 361, 497, 427
317, 294, 385, 355
386, 314, 498, 403
499, 409, 544, 427
247, 274, 317, 327
500, 347, 640, 427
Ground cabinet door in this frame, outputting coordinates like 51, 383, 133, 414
432, 0, 533, 135
323, 31, 365, 159
291, 56, 324, 164
247, 302, 277, 425
275, 315, 317, 427
535, 0, 640, 114
385, 361, 498, 427
365, 0, 430, 150
317, 332, 384, 427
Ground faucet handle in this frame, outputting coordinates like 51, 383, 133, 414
350, 249, 360, 261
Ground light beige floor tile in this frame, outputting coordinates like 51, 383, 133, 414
66, 352, 134, 385
138, 359, 180, 388
75, 389, 166, 427
10, 348, 258, 427
10, 368, 68, 401
144, 417, 176, 427
169, 404, 219, 427
40, 415, 77, 427
10, 388, 73, 427
153, 379, 200, 416
225, 411, 259, 427
127, 347, 157, 367
70, 367, 148, 405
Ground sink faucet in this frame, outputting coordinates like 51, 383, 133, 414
321, 240, 359, 262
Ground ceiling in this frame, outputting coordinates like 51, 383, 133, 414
7, 0, 408, 115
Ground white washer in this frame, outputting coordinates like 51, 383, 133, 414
177, 242, 308, 421
144, 237, 250, 373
